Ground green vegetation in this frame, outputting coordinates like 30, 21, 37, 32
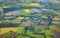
45, 2, 60, 10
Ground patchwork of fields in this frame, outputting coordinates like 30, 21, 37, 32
0, 0, 60, 38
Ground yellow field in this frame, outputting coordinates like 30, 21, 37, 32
0, 28, 17, 35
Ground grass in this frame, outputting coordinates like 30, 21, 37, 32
16, 26, 53, 38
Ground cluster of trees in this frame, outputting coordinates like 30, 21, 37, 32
0, 22, 19, 27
